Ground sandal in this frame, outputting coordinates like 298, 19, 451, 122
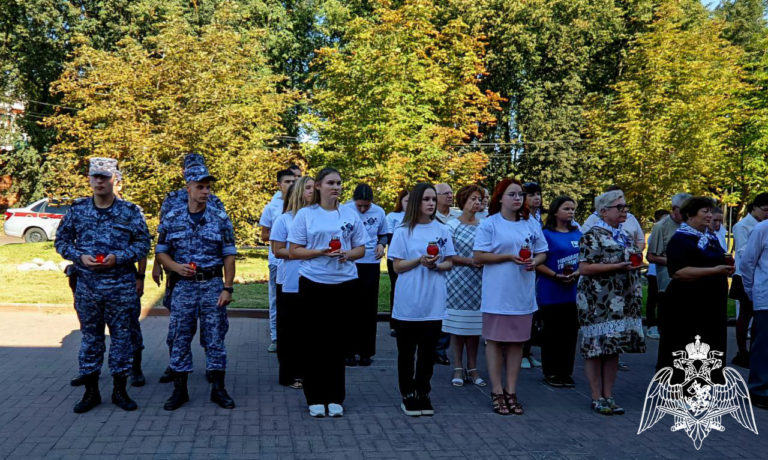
466, 369, 487, 387
451, 368, 464, 387
503, 390, 524, 415
491, 392, 510, 415
289, 379, 303, 390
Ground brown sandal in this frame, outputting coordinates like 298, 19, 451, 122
504, 390, 524, 415
491, 392, 510, 415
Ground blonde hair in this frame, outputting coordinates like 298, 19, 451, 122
284, 176, 314, 216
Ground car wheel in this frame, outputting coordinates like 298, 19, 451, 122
24, 227, 48, 243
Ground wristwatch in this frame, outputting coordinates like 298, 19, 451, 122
222, 286, 234, 294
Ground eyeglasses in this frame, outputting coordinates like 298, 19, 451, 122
605, 204, 631, 212
506, 192, 526, 198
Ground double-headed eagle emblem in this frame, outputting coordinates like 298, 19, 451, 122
638, 336, 758, 449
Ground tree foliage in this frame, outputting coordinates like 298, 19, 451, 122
44, 5, 300, 243
584, 0, 749, 223
305, 0, 502, 209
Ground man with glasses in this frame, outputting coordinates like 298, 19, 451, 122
731, 193, 768, 368
434, 183, 462, 224
648, 192, 692, 371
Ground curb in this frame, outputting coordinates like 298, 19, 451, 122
0, 303, 395, 321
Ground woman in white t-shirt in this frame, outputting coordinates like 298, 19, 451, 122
344, 184, 389, 366
288, 168, 368, 418
389, 183, 455, 417
270, 176, 314, 390
474, 178, 548, 416
385, 189, 409, 335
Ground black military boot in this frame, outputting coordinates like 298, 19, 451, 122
159, 365, 174, 383
70, 373, 87, 387
163, 372, 189, 411
111, 374, 138, 411
73, 373, 101, 413
209, 370, 235, 409
130, 349, 146, 387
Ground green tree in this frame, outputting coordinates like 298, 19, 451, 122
44, 6, 300, 244
584, 0, 749, 222
305, 0, 502, 209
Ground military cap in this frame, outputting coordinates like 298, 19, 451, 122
89, 157, 119, 178
183, 153, 216, 183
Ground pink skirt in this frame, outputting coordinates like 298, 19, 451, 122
482, 313, 533, 343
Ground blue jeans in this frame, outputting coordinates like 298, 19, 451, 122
749, 310, 768, 398
268, 264, 278, 342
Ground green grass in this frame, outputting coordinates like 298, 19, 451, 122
0, 243, 734, 317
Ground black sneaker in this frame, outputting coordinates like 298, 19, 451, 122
561, 376, 575, 388
401, 394, 420, 417
358, 356, 373, 367
344, 356, 358, 367
543, 375, 564, 388
417, 394, 434, 416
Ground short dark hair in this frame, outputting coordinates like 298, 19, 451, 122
680, 196, 715, 220
455, 185, 484, 210
754, 192, 768, 209
605, 184, 623, 192
523, 182, 541, 194
654, 209, 670, 222
277, 169, 295, 182
288, 164, 301, 172
353, 183, 374, 201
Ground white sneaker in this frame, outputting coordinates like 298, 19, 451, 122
327, 403, 343, 417
308, 404, 325, 417
646, 326, 660, 340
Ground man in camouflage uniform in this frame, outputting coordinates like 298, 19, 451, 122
152, 153, 225, 384
155, 154, 237, 410
55, 158, 151, 413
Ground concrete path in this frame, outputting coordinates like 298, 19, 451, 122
0, 311, 764, 459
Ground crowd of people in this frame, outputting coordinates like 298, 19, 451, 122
55, 153, 768, 418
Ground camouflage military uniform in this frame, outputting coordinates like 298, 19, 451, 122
55, 197, 151, 376
156, 201, 237, 373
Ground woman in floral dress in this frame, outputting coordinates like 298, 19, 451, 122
577, 190, 646, 416
443, 185, 486, 387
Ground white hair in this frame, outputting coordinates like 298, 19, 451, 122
595, 190, 625, 214
671, 193, 692, 208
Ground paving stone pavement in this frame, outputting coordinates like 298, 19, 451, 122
0, 310, 765, 459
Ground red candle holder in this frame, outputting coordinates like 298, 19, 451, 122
329, 237, 341, 251
95, 254, 105, 264
189, 262, 197, 271
629, 252, 643, 267
519, 246, 532, 261
426, 242, 439, 256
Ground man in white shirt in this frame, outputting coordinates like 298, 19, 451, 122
268, 164, 302, 204
435, 183, 461, 224
259, 169, 296, 352
731, 193, 768, 367
739, 217, 768, 409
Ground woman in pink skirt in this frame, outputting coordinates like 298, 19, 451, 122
474, 178, 548, 415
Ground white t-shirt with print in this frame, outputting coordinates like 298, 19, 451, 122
270, 212, 301, 293
388, 220, 457, 321
344, 202, 388, 265
287, 204, 368, 284
473, 213, 548, 315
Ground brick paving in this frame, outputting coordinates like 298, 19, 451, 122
0, 310, 765, 459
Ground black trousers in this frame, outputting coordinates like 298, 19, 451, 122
386, 259, 398, 328
539, 303, 578, 377
392, 319, 441, 396
645, 275, 659, 327
299, 276, 354, 405
348, 263, 380, 358
276, 284, 305, 386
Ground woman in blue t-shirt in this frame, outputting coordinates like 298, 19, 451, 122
535, 196, 582, 388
